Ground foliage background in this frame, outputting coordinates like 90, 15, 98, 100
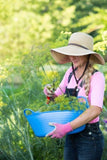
0, 0, 107, 160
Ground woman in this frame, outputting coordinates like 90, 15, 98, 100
44, 32, 105, 160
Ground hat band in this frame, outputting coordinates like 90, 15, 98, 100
68, 43, 89, 50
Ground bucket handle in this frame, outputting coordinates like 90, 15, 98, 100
24, 108, 37, 118
77, 96, 89, 108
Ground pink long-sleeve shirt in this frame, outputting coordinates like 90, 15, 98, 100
55, 67, 105, 123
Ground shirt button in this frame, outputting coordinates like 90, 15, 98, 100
89, 132, 92, 135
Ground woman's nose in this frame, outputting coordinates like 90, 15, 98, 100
69, 56, 76, 60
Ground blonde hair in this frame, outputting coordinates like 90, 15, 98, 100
83, 59, 95, 97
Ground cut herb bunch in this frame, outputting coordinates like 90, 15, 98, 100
40, 95, 88, 112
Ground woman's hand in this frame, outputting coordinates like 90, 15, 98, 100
46, 122, 73, 138
44, 84, 55, 97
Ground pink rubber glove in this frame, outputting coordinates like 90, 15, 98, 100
43, 84, 54, 97
46, 122, 73, 138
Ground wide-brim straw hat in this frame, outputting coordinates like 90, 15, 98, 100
51, 32, 105, 65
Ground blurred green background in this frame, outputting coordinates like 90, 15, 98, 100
0, 0, 107, 159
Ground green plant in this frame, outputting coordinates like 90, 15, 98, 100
39, 95, 88, 112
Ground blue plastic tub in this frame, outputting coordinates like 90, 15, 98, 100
24, 96, 89, 137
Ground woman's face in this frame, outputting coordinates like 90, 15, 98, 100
68, 55, 88, 68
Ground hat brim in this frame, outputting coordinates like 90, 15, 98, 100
51, 45, 105, 65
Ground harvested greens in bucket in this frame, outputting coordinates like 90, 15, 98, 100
24, 96, 89, 137
39, 95, 88, 112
